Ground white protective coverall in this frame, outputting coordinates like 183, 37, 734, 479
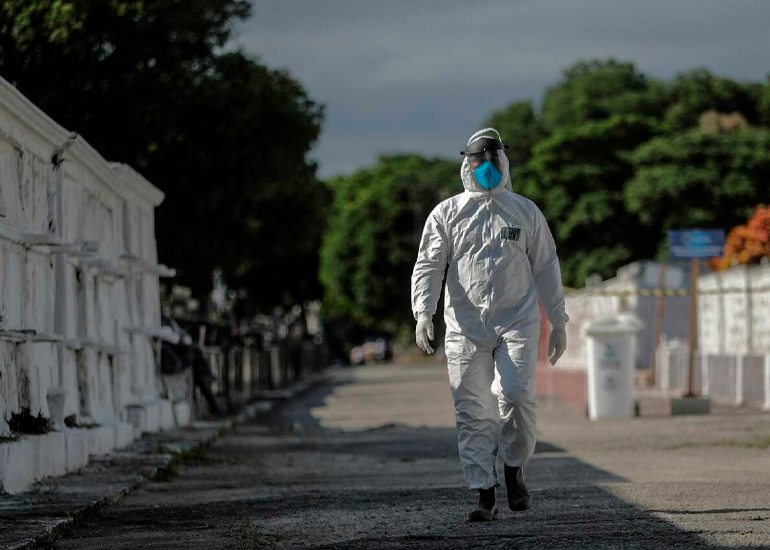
410, 129, 569, 490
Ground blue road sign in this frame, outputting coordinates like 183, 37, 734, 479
668, 229, 725, 259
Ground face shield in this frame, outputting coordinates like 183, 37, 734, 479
466, 149, 506, 172
461, 129, 509, 190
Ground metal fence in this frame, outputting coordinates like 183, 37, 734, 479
195, 339, 329, 416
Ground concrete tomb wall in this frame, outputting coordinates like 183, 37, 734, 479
0, 76, 184, 493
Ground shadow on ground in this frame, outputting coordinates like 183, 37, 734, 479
50, 371, 766, 550
235, 376, 762, 549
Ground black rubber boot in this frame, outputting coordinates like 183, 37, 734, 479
467, 487, 498, 522
504, 466, 532, 511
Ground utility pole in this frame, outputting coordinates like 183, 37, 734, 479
686, 259, 699, 397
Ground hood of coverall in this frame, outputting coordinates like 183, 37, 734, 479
461, 128, 512, 194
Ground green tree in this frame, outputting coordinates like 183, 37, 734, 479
524, 116, 657, 287
486, 59, 770, 289
483, 101, 545, 168
145, 51, 325, 312
0, 0, 324, 312
541, 59, 665, 130
745, 78, 770, 128
626, 128, 770, 258
320, 155, 459, 338
663, 69, 759, 131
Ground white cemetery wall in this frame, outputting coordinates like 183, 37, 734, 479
699, 264, 770, 355
0, 76, 168, 431
748, 266, 770, 352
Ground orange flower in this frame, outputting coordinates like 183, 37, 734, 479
711, 205, 770, 271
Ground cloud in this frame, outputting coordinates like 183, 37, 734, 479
234, 0, 770, 177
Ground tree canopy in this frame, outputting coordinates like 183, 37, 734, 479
524, 116, 657, 286
483, 101, 545, 168
484, 59, 770, 287
7, 17, 770, 339
0, 0, 325, 313
320, 60, 770, 338
320, 155, 459, 338
540, 59, 665, 130
663, 69, 760, 130
626, 128, 770, 258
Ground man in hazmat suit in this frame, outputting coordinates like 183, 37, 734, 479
411, 128, 569, 522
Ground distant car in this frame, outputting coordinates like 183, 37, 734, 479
349, 337, 393, 366
349, 346, 365, 366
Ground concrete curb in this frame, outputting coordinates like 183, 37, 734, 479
251, 368, 339, 402
0, 368, 337, 550
0, 423, 227, 550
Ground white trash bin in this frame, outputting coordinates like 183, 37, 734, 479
584, 313, 644, 420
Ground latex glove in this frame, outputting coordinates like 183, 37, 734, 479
415, 315, 435, 354
548, 323, 567, 366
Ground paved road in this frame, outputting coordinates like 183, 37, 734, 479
54, 363, 770, 549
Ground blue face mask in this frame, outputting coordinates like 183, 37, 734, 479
473, 161, 502, 190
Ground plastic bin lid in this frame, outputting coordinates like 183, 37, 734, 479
583, 313, 644, 336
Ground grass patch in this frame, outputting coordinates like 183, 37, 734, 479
0, 433, 20, 444
153, 463, 178, 483
667, 436, 770, 451
27, 480, 60, 495
400, 457, 417, 463
177, 446, 211, 462
64, 415, 100, 429
177, 445, 238, 465
216, 425, 232, 438
152, 442, 237, 483
241, 522, 284, 548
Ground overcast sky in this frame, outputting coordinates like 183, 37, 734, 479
232, 0, 770, 179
